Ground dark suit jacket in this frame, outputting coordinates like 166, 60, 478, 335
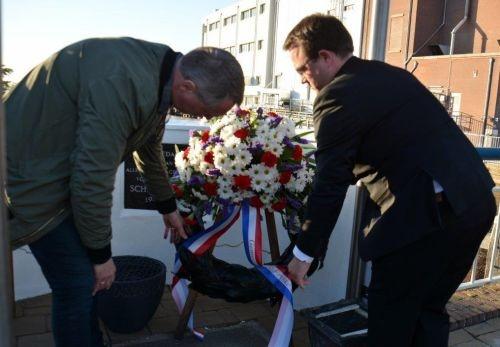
297, 56, 495, 261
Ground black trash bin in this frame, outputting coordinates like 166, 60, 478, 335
96, 256, 166, 334
301, 299, 368, 347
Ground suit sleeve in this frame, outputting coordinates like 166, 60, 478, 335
133, 120, 177, 214
71, 76, 135, 264
296, 94, 361, 260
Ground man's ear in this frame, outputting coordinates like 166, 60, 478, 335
318, 49, 336, 63
180, 79, 197, 93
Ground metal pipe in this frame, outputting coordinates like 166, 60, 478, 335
450, 0, 470, 55
0, 3, 14, 344
481, 57, 495, 146
367, 0, 389, 61
447, 0, 470, 95
404, 0, 448, 70
404, 0, 414, 66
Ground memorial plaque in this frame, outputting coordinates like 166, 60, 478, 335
124, 143, 187, 210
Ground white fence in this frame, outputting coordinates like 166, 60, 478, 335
459, 188, 500, 290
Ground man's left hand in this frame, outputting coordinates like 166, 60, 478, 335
287, 256, 311, 288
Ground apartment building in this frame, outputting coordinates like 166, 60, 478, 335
201, 0, 365, 108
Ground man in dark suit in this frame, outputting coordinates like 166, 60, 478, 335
284, 14, 496, 346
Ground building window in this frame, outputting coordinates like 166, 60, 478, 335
224, 14, 236, 26
344, 4, 355, 11
258, 40, 263, 50
209, 21, 219, 31
241, 7, 257, 20
255, 76, 261, 85
388, 14, 404, 53
260, 4, 265, 14
239, 42, 254, 53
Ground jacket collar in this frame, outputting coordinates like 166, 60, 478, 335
158, 49, 183, 116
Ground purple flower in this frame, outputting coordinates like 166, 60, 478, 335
210, 136, 223, 144
206, 168, 221, 177
280, 163, 303, 172
249, 143, 264, 155
286, 196, 303, 210
296, 138, 310, 144
269, 117, 283, 127
188, 175, 205, 186
283, 137, 295, 148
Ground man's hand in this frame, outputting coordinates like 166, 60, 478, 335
287, 256, 311, 288
163, 210, 190, 244
93, 258, 116, 295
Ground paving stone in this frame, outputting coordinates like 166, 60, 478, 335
466, 322, 498, 337
478, 330, 500, 346
18, 294, 52, 308
17, 332, 54, 347
194, 309, 240, 328
487, 318, 500, 330
23, 306, 52, 316
104, 328, 152, 345
293, 328, 311, 347
13, 315, 47, 336
449, 329, 475, 346
454, 339, 489, 346
15, 303, 24, 318
147, 316, 180, 334
230, 302, 273, 321
294, 311, 308, 330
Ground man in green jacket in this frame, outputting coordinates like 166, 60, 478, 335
4, 37, 244, 346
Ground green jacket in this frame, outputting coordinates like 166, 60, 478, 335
5, 37, 177, 259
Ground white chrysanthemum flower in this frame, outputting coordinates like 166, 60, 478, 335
218, 185, 234, 200
235, 149, 252, 167
261, 166, 278, 182
199, 161, 213, 175
249, 163, 264, 177
251, 174, 268, 192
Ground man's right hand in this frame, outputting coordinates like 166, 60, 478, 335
163, 210, 190, 244
93, 258, 116, 295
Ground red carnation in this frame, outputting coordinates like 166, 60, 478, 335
203, 182, 218, 196
279, 171, 292, 184
267, 111, 278, 117
183, 147, 190, 160
293, 145, 303, 161
172, 183, 184, 198
234, 128, 249, 139
272, 197, 287, 211
236, 109, 250, 117
250, 196, 264, 208
204, 151, 214, 164
201, 130, 210, 142
261, 151, 278, 167
233, 175, 252, 190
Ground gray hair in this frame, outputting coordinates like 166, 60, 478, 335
179, 47, 244, 106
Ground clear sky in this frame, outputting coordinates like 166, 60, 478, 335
3, 0, 234, 82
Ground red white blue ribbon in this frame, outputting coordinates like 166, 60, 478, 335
171, 205, 241, 340
171, 202, 294, 346
241, 200, 294, 347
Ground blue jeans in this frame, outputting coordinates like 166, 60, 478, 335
29, 215, 104, 347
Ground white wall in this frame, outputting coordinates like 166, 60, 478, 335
13, 117, 356, 311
